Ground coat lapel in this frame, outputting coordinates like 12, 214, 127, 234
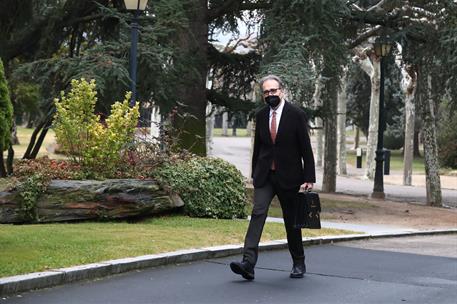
261, 106, 273, 144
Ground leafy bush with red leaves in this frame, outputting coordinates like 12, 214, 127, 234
14, 157, 86, 180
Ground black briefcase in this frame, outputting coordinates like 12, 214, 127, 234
293, 191, 321, 229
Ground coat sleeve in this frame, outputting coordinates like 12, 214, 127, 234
251, 114, 261, 179
297, 110, 316, 183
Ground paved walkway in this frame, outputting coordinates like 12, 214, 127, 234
210, 137, 457, 207
4, 235, 456, 303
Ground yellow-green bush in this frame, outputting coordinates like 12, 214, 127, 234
53, 79, 139, 177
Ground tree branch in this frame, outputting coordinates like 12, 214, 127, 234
367, 0, 388, 12
352, 47, 375, 76
208, 0, 271, 21
208, 0, 241, 21
348, 25, 381, 49
223, 33, 256, 53
65, 14, 105, 27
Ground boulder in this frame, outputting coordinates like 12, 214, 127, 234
0, 179, 183, 223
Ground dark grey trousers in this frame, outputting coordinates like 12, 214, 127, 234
243, 171, 304, 266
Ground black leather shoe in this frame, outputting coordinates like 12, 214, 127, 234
230, 261, 255, 280
290, 263, 306, 278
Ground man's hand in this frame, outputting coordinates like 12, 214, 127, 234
299, 182, 314, 192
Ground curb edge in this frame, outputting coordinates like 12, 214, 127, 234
1, 229, 456, 296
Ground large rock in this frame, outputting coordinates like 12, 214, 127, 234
0, 179, 183, 223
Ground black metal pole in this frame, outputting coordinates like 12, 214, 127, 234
372, 56, 386, 199
129, 8, 140, 107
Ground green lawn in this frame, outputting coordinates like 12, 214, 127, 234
266, 197, 378, 219
13, 127, 64, 159
0, 215, 352, 277
346, 149, 425, 172
0, 178, 9, 191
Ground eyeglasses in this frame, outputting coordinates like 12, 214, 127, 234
263, 88, 281, 96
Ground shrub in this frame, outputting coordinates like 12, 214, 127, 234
384, 127, 404, 150
14, 157, 85, 180
154, 157, 248, 219
0, 58, 13, 153
53, 78, 139, 178
15, 173, 49, 222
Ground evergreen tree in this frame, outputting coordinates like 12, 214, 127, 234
0, 58, 13, 177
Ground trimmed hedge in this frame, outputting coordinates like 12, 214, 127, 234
155, 156, 248, 219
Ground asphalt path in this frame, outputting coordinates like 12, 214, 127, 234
3, 235, 456, 304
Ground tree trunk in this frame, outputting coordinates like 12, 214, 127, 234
353, 51, 380, 180
246, 120, 252, 137
313, 75, 324, 167
413, 129, 421, 157
231, 115, 237, 136
222, 112, 229, 136
364, 55, 380, 180
0, 147, 6, 178
401, 65, 417, 186
421, 74, 442, 206
206, 103, 214, 154
353, 126, 360, 149
174, 0, 208, 156
23, 114, 50, 159
150, 105, 161, 141
322, 73, 338, 193
6, 143, 13, 175
30, 119, 52, 159
11, 121, 19, 145
337, 67, 348, 175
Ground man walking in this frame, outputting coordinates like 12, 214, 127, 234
230, 75, 315, 280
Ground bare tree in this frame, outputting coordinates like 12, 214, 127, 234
337, 66, 348, 175
395, 43, 418, 186
312, 74, 324, 167
421, 74, 442, 206
353, 47, 381, 180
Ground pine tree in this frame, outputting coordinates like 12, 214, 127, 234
0, 58, 13, 177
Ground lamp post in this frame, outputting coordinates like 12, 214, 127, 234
371, 36, 392, 199
124, 0, 148, 107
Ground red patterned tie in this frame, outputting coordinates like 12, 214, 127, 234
271, 111, 277, 170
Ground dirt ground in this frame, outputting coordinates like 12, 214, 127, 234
319, 193, 457, 230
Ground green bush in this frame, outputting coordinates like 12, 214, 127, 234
384, 128, 404, 150
16, 173, 49, 222
53, 78, 139, 178
154, 157, 248, 219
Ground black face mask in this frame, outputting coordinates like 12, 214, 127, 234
265, 95, 281, 108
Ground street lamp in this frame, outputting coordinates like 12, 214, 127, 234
124, 0, 148, 107
371, 36, 392, 199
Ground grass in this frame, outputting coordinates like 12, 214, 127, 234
12, 126, 64, 159
0, 178, 9, 191
0, 215, 352, 277
247, 186, 377, 218
346, 149, 425, 172
266, 197, 378, 219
